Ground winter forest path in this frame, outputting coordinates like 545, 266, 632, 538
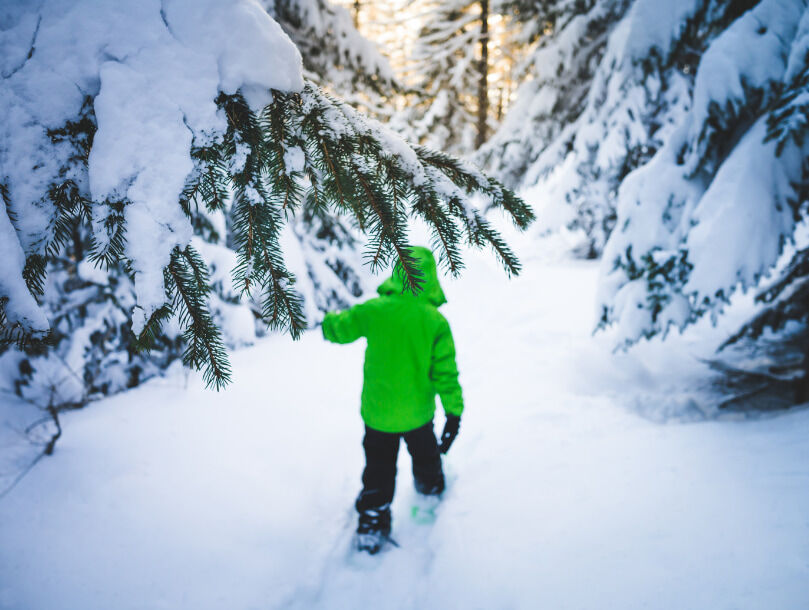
1, 252, 809, 609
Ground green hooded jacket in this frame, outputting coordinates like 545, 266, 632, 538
321, 247, 464, 433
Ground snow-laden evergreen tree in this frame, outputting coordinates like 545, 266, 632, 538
0, 0, 533, 409
480, 0, 763, 256
478, 0, 631, 190
402, 0, 498, 154
263, 0, 398, 114
597, 0, 809, 356
717, 230, 809, 408
479, 0, 809, 408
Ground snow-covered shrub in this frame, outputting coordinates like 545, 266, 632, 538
13, 257, 183, 408
0, 0, 532, 405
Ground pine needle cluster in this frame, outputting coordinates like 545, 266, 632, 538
1, 101, 96, 349
722, 246, 809, 349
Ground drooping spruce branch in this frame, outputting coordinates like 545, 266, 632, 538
722, 153, 809, 351
3, 81, 533, 390
0, 105, 97, 349
286, 85, 534, 280
722, 246, 809, 349
137, 245, 232, 390
152, 82, 533, 387
180, 82, 533, 342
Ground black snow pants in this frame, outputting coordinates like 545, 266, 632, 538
355, 420, 444, 534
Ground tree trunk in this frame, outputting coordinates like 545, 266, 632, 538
475, 0, 489, 149
353, 0, 361, 28
797, 339, 809, 404
72, 218, 83, 262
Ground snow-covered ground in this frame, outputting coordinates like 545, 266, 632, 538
1, 249, 809, 610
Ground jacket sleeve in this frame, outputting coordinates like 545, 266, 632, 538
321, 303, 367, 344
430, 316, 464, 417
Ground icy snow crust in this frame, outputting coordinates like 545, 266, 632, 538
0, 0, 303, 334
1, 251, 808, 609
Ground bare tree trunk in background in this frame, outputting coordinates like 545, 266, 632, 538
352, 0, 361, 28
476, 0, 489, 149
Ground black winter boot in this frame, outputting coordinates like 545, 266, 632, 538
356, 505, 392, 554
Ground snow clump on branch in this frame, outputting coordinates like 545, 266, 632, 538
0, 0, 303, 338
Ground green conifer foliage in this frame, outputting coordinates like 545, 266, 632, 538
723, 62, 809, 353
723, 245, 809, 349
2, 82, 533, 391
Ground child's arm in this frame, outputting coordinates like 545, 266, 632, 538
321, 303, 367, 344
430, 317, 464, 417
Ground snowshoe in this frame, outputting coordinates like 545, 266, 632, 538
410, 493, 441, 525
355, 530, 398, 555
355, 505, 397, 555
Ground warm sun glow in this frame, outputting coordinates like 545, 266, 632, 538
332, 0, 524, 118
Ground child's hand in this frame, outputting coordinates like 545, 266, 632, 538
438, 415, 460, 454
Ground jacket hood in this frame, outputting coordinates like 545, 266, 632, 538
377, 246, 447, 307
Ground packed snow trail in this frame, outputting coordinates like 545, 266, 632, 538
1, 253, 809, 609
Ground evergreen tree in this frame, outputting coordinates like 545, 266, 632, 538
480, 0, 809, 409
264, 0, 398, 100
0, 0, 533, 407
480, 0, 764, 256
716, 248, 809, 409
479, 0, 631, 190
596, 0, 809, 358
403, 0, 505, 154
721, 60, 809, 405
0, 101, 187, 408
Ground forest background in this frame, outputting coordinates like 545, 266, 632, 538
1, 0, 807, 461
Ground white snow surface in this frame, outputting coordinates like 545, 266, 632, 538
1, 0, 303, 334
1, 246, 808, 610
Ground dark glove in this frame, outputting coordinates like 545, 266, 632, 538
438, 415, 461, 454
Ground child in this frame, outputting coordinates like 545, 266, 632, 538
322, 247, 464, 554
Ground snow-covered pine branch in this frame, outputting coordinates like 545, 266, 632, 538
0, 0, 532, 393
598, 0, 809, 347
723, 226, 809, 351
264, 0, 400, 111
